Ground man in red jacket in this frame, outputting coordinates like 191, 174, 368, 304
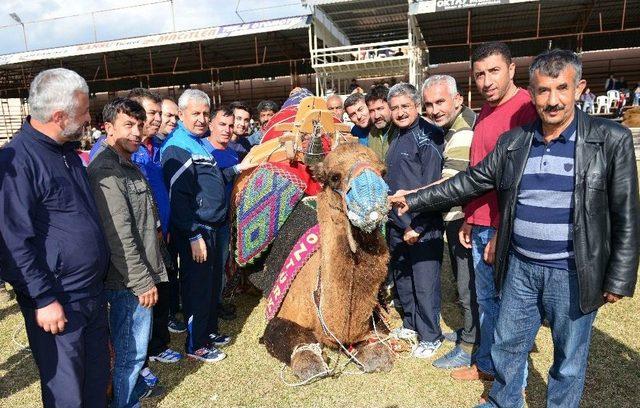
451, 43, 537, 398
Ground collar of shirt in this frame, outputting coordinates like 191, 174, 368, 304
533, 113, 577, 145
398, 117, 420, 134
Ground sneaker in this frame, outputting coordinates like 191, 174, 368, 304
432, 344, 472, 369
0, 285, 12, 303
187, 346, 226, 363
209, 333, 231, 347
149, 348, 182, 363
443, 328, 462, 344
167, 317, 187, 333
140, 384, 165, 399
390, 327, 418, 341
412, 339, 443, 359
140, 367, 158, 388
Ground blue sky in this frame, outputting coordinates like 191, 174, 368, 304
0, 0, 309, 55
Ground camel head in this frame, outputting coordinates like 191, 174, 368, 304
312, 143, 389, 239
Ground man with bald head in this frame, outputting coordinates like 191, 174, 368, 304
158, 98, 178, 139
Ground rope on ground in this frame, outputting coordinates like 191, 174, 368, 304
12, 320, 29, 352
279, 343, 332, 387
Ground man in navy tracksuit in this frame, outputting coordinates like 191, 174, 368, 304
161, 90, 252, 362
0, 69, 110, 407
385, 83, 446, 359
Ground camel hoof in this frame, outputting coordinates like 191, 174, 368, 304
291, 349, 328, 381
357, 342, 395, 373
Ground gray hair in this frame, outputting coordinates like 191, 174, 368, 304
529, 49, 582, 86
28, 68, 89, 122
422, 75, 458, 97
388, 82, 421, 105
178, 89, 210, 110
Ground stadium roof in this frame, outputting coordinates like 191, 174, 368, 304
0, 15, 313, 98
411, 0, 640, 64
428, 46, 640, 109
306, 0, 409, 43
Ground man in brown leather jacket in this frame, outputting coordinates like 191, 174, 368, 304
390, 49, 638, 408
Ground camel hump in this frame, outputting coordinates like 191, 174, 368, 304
249, 198, 318, 295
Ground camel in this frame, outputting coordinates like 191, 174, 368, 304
622, 106, 640, 127
258, 143, 395, 382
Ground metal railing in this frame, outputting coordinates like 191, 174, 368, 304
311, 39, 410, 67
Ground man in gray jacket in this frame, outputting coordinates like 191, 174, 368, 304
88, 98, 168, 408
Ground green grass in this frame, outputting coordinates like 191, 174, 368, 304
1, 164, 639, 407
1, 260, 638, 408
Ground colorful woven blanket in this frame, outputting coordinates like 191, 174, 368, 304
235, 163, 307, 266
265, 224, 320, 320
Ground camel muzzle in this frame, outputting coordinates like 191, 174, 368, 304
343, 168, 389, 233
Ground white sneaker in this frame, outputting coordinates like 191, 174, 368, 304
412, 339, 443, 359
390, 327, 418, 341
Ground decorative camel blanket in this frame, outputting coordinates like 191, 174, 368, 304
235, 163, 307, 266
249, 198, 318, 293
265, 224, 320, 320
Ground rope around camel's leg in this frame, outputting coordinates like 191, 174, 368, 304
279, 343, 332, 387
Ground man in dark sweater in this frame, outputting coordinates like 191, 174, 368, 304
0, 68, 110, 407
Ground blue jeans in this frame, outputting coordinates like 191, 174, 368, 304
106, 290, 152, 408
471, 226, 500, 375
487, 255, 597, 408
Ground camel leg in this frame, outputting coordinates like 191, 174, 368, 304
260, 317, 328, 381
355, 339, 395, 373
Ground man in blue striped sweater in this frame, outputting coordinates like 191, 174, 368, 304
391, 49, 638, 408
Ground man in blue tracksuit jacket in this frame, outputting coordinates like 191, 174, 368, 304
385, 83, 446, 359
0, 69, 110, 407
161, 90, 250, 362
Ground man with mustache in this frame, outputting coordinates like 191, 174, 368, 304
326, 94, 346, 122
0, 68, 110, 407
366, 85, 397, 162
391, 48, 638, 408
88, 98, 168, 407
344, 92, 371, 145
246, 100, 279, 146
421, 74, 479, 371
385, 82, 445, 360
448, 42, 537, 392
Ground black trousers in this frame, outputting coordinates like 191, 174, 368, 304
388, 227, 444, 343
444, 218, 480, 346
21, 293, 109, 408
174, 229, 222, 353
166, 238, 181, 316
147, 282, 171, 356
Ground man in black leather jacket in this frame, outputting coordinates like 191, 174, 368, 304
391, 49, 638, 408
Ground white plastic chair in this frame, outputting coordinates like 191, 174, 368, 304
607, 90, 621, 108
595, 95, 610, 114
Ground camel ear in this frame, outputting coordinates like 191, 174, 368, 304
310, 161, 327, 183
